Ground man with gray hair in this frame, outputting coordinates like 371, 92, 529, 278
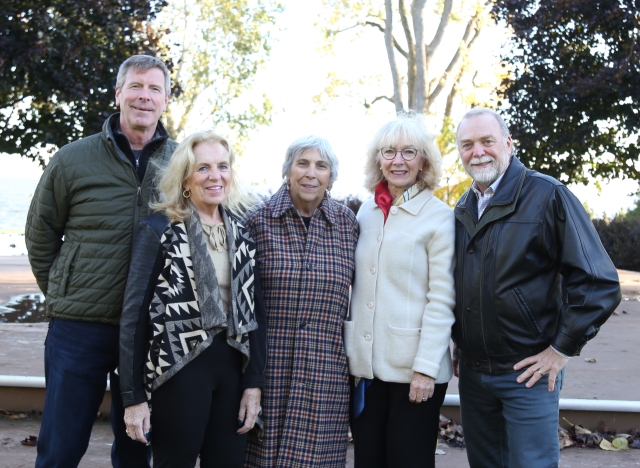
26, 55, 177, 467
452, 107, 621, 467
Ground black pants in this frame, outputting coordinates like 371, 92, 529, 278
351, 378, 448, 468
151, 332, 247, 468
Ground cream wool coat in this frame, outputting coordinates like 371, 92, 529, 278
345, 188, 456, 384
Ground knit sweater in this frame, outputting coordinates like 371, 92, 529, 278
346, 188, 456, 384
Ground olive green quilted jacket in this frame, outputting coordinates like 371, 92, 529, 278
25, 114, 177, 325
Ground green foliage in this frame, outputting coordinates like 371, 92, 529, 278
0, 0, 168, 166
161, 0, 283, 147
493, 0, 640, 184
593, 215, 640, 271
624, 196, 640, 219
434, 115, 471, 207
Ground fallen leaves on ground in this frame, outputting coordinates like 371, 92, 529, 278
0, 409, 41, 420
20, 436, 37, 447
438, 415, 465, 448
561, 419, 639, 450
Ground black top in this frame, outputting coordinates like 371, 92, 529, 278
110, 118, 166, 182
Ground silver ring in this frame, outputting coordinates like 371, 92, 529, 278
126, 429, 130, 435
538, 370, 544, 376
422, 398, 427, 401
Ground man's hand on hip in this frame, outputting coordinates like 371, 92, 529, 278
514, 346, 569, 391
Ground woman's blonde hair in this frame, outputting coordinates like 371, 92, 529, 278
364, 111, 443, 193
151, 129, 256, 222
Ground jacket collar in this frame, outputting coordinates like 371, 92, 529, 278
372, 187, 435, 216
455, 156, 527, 239
269, 184, 338, 225
102, 113, 169, 163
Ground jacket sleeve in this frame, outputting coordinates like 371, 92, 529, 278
119, 220, 165, 407
413, 210, 456, 379
241, 266, 267, 390
25, 156, 69, 294
549, 186, 622, 356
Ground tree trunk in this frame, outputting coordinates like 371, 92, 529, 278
385, 0, 404, 112
410, 0, 428, 112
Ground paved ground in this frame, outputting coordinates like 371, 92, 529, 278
0, 257, 639, 466
1, 415, 639, 468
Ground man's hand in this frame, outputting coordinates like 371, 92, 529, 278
237, 388, 261, 434
452, 358, 459, 378
409, 371, 435, 403
514, 346, 569, 391
124, 402, 150, 444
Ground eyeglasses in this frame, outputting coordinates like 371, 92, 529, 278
380, 147, 419, 161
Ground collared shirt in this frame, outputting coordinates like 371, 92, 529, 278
471, 172, 506, 218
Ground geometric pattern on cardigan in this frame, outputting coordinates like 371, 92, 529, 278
144, 214, 257, 399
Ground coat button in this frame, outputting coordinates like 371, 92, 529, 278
367, 302, 373, 308
468, 249, 474, 254
365, 334, 372, 341
466, 307, 471, 313
390, 206, 398, 214
299, 321, 307, 329
306, 263, 313, 270
370, 268, 376, 274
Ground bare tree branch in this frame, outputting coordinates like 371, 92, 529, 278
334, 23, 363, 35
364, 95, 395, 108
399, 0, 416, 106
410, 0, 428, 112
384, 0, 404, 112
425, 0, 453, 60
364, 21, 408, 58
427, 7, 484, 108
444, 66, 465, 120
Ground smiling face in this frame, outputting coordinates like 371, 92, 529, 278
457, 113, 512, 193
287, 148, 331, 216
380, 134, 425, 198
115, 67, 169, 142
183, 141, 231, 221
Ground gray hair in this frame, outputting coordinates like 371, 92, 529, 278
116, 55, 171, 96
364, 111, 442, 193
281, 135, 339, 186
457, 107, 510, 140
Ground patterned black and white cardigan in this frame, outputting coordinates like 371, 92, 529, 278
119, 208, 266, 408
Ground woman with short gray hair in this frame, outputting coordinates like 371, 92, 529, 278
243, 135, 358, 467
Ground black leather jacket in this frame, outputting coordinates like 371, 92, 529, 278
453, 157, 621, 374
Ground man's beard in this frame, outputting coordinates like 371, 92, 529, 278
464, 154, 509, 187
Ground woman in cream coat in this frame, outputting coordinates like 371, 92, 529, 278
345, 111, 455, 468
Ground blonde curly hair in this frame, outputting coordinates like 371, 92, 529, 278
364, 111, 442, 194
151, 129, 255, 222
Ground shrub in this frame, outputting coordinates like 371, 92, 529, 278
593, 216, 640, 272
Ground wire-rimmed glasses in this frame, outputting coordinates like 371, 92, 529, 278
379, 147, 419, 161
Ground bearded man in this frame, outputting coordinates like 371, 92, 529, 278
451, 107, 621, 468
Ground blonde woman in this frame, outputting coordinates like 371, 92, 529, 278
346, 112, 455, 468
119, 129, 266, 467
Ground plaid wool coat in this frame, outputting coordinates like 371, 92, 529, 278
243, 186, 358, 467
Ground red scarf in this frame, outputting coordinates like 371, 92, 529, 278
374, 180, 393, 223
